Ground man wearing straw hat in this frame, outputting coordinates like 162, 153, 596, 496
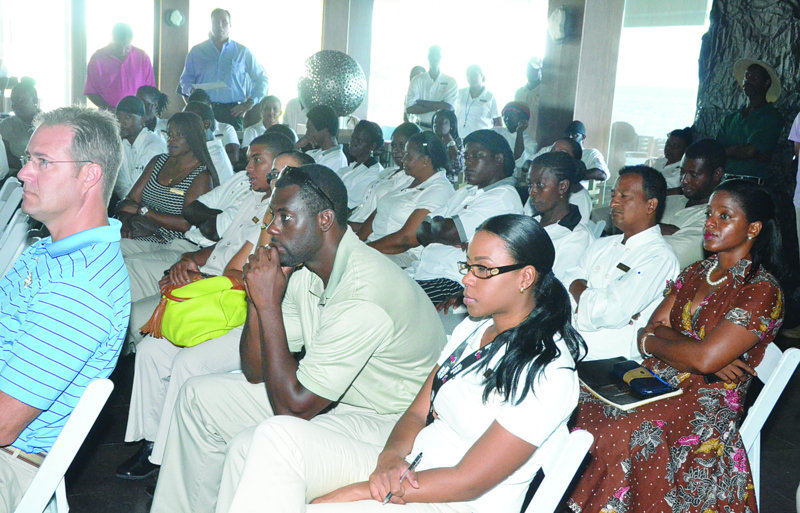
716, 58, 783, 182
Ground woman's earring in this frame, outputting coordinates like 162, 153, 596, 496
519, 287, 525, 294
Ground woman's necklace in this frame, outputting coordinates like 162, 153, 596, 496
705, 260, 729, 287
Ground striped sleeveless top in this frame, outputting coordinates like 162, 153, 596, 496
137, 153, 206, 243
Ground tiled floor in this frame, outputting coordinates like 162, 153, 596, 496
63, 340, 800, 513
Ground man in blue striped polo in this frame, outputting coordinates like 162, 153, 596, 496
0, 107, 131, 512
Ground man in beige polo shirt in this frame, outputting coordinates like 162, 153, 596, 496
149, 164, 446, 513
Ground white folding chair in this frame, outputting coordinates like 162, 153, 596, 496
0, 208, 30, 278
523, 426, 593, 513
0, 176, 23, 228
587, 219, 605, 239
14, 378, 114, 513
739, 342, 800, 509
0, 135, 10, 181
437, 305, 469, 336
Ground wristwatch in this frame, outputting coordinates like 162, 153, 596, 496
139, 205, 150, 216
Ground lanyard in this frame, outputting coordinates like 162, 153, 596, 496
427, 320, 494, 425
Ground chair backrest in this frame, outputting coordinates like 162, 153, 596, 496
14, 379, 114, 513
0, 177, 23, 228
739, 342, 800, 510
523, 426, 593, 513
0, 208, 30, 278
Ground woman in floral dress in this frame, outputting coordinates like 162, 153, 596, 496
569, 179, 786, 513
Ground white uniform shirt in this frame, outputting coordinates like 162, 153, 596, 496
207, 138, 235, 183
184, 171, 253, 247
307, 145, 349, 173
337, 160, 384, 210
534, 144, 610, 186
367, 171, 454, 261
562, 225, 679, 361
214, 122, 239, 147
524, 187, 592, 225
514, 83, 541, 142
454, 88, 499, 138
537, 209, 595, 285
410, 317, 578, 513
405, 72, 458, 126
413, 178, 522, 283
200, 191, 269, 275
155, 118, 168, 141
241, 122, 267, 147
662, 196, 707, 269
283, 98, 307, 136
646, 156, 683, 189
494, 126, 536, 161
348, 166, 413, 223
116, 128, 167, 198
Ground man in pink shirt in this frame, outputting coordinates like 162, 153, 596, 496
84, 23, 155, 110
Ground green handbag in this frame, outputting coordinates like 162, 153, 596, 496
141, 275, 247, 347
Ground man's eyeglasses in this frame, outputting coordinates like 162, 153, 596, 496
457, 261, 526, 279
21, 155, 93, 171
266, 168, 282, 182
281, 166, 336, 211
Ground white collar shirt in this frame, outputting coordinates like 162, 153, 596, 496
241, 122, 267, 147
405, 72, 458, 126
337, 160, 384, 210
454, 88, 499, 138
646, 156, 683, 189
562, 225, 679, 361
538, 217, 595, 285
214, 122, 239, 147
348, 166, 414, 223
307, 145, 349, 172
184, 171, 253, 247
201, 190, 270, 275
207, 138, 235, 183
662, 197, 708, 269
412, 178, 522, 283
367, 171, 454, 260
116, 128, 167, 198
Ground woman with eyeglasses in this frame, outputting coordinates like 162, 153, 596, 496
348, 122, 421, 231
528, 152, 594, 282
357, 131, 454, 268
568, 180, 785, 513
116, 111, 218, 253
224, 214, 585, 513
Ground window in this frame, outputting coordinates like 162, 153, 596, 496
187, 0, 323, 111
0, 0, 70, 110
85, 1, 155, 65
368, 0, 548, 127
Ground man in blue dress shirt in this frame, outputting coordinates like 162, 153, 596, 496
179, 8, 269, 131
0, 107, 131, 512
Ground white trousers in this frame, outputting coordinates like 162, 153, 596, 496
121, 238, 197, 304
124, 326, 243, 465
221, 411, 470, 513
0, 450, 38, 513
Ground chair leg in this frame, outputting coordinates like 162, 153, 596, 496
750, 434, 760, 510
54, 478, 68, 513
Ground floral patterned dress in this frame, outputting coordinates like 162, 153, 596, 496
568, 257, 783, 513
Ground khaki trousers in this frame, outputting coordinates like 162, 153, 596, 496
0, 448, 40, 513
123, 326, 242, 465
221, 410, 471, 513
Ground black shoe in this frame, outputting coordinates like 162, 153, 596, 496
116, 441, 159, 480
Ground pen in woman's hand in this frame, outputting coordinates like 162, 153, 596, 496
382, 452, 423, 505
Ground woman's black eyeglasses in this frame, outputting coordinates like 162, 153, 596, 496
457, 261, 526, 279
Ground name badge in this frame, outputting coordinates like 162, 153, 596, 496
169, 187, 185, 196
252, 216, 260, 224
616, 263, 631, 273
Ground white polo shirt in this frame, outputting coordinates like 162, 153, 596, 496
283, 98, 307, 136
367, 171, 454, 261
241, 122, 267, 147
206, 138, 235, 183
536, 206, 595, 284
349, 167, 414, 224
116, 127, 167, 198
646, 156, 683, 189
214, 122, 239, 147
661, 195, 707, 269
337, 159, 384, 210
405, 72, 458, 126
561, 225, 679, 361
307, 145, 349, 173
201, 191, 270, 275
184, 171, 253, 247
413, 177, 523, 283
454, 88, 499, 138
